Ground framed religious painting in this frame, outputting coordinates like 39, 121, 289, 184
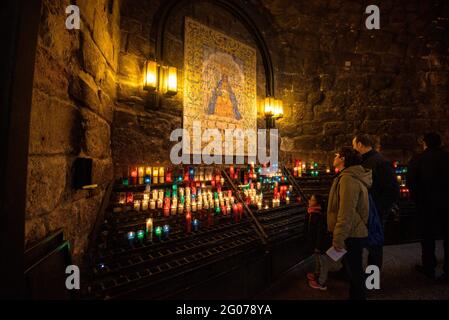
183, 17, 257, 158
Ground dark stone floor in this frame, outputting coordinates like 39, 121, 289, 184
257, 241, 449, 300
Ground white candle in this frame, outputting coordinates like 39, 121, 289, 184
142, 200, 149, 211
134, 200, 141, 211
150, 199, 156, 210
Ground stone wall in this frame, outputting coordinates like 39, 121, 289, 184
25, 0, 120, 264
265, 0, 449, 165
114, 0, 449, 171
113, 0, 270, 177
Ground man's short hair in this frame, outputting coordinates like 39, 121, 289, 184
423, 132, 442, 148
338, 146, 362, 167
354, 133, 375, 148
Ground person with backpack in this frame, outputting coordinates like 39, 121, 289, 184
352, 134, 399, 269
327, 147, 373, 300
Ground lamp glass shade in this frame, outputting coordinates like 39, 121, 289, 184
264, 97, 274, 116
274, 99, 284, 118
143, 60, 158, 91
160, 66, 177, 95
167, 67, 177, 94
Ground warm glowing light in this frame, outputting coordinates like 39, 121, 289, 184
161, 66, 177, 95
167, 67, 177, 94
143, 60, 158, 91
273, 99, 284, 118
264, 97, 275, 116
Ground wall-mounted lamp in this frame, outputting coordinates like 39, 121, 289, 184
143, 60, 158, 91
263, 96, 284, 128
143, 60, 178, 96
160, 66, 178, 95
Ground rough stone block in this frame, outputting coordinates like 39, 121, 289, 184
26, 155, 68, 217
92, 3, 115, 67
280, 137, 295, 152
98, 90, 115, 124
69, 71, 101, 113
294, 135, 320, 151
24, 217, 47, 248
80, 30, 107, 81
323, 121, 347, 136
30, 89, 82, 155
127, 33, 151, 58
302, 122, 323, 135
33, 47, 70, 98
81, 109, 111, 159
38, 0, 79, 65
92, 158, 114, 185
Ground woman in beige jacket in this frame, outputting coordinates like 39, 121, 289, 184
327, 147, 372, 300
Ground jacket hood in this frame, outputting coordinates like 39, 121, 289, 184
340, 165, 372, 188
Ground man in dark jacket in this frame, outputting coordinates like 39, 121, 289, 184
353, 134, 400, 269
408, 133, 449, 281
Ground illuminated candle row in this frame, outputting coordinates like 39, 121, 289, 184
127, 166, 173, 185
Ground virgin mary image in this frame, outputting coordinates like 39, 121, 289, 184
206, 75, 242, 120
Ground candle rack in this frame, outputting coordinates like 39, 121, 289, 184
86, 164, 308, 299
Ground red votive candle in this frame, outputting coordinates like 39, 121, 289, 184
238, 203, 244, 219
234, 209, 239, 223
166, 170, 172, 183
126, 193, 134, 204
186, 212, 192, 233
232, 204, 238, 215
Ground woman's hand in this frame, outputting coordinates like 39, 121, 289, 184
333, 245, 344, 252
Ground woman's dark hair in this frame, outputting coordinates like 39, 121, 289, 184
338, 146, 362, 167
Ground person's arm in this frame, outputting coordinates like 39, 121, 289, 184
332, 176, 359, 250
